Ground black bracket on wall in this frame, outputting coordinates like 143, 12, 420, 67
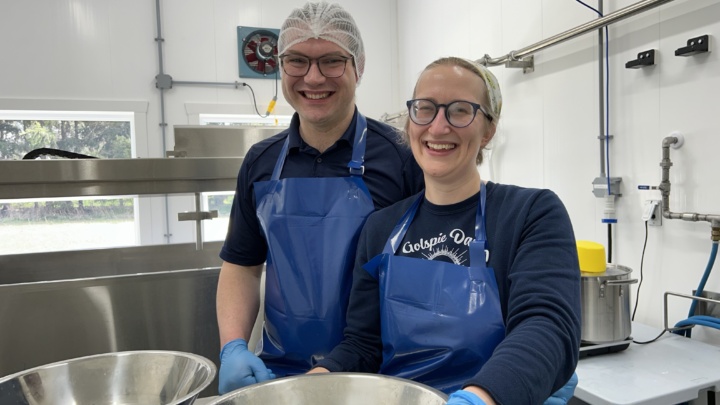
625, 49, 655, 69
675, 35, 709, 57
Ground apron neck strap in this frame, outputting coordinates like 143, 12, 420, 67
475, 182, 488, 243
270, 113, 369, 180
383, 183, 489, 262
270, 137, 291, 181
347, 113, 368, 176
469, 182, 489, 266
384, 191, 424, 254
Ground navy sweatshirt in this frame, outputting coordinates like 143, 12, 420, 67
317, 181, 582, 405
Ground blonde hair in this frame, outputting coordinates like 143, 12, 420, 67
401, 56, 502, 165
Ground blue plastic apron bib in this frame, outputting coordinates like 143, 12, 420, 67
253, 114, 375, 377
363, 183, 506, 393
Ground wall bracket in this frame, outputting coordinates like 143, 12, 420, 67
505, 54, 534, 74
675, 35, 709, 57
625, 49, 655, 69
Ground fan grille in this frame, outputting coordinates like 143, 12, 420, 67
238, 27, 280, 79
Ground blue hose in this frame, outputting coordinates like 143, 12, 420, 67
675, 315, 720, 330
674, 241, 718, 338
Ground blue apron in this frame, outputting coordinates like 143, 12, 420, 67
363, 183, 506, 393
253, 114, 375, 376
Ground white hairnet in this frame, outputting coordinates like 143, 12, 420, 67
278, 2, 365, 82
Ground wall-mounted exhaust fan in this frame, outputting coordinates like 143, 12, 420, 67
237, 26, 280, 79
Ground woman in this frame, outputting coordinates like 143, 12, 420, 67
312, 57, 581, 405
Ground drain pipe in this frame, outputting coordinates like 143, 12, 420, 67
658, 133, 720, 231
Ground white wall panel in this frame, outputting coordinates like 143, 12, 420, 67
2, 0, 719, 344
398, 0, 720, 345
0, 0, 398, 246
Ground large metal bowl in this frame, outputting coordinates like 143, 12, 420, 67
0, 350, 217, 405
207, 373, 448, 405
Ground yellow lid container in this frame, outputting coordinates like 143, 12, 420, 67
576, 240, 606, 273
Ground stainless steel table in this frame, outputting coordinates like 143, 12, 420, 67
574, 322, 720, 405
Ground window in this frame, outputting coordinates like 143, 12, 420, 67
0, 109, 138, 254
196, 113, 290, 242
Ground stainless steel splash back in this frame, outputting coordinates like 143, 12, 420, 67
0, 244, 225, 399
0, 157, 243, 199
170, 125, 284, 158
0, 246, 222, 398
0, 242, 223, 284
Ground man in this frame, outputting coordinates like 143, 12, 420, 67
216, 1, 424, 394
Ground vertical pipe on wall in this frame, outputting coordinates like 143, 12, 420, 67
155, 0, 172, 243
597, 0, 606, 179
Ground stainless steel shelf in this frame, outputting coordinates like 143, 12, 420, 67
0, 157, 243, 199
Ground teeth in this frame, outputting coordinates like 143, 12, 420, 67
427, 142, 455, 150
305, 92, 330, 99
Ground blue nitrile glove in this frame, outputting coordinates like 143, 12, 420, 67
543, 372, 579, 405
218, 338, 276, 394
446, 390, 487, 405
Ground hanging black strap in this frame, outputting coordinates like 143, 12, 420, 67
22, 148, 98, 160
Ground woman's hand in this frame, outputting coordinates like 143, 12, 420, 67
446, 386, 496, 405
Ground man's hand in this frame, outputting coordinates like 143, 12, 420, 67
218, 338, 276, 394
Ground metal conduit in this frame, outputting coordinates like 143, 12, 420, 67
597, 1, 606, 178
155, 0, 172, 243
476, 0, 676, 67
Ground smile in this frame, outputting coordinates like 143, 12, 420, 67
302, 92, 332, 99
426, 141, 456, 151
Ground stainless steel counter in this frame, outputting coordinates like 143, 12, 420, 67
574, 322, 720, 405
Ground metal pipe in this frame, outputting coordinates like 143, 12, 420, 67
476, 0, 675, 67
194, 193, 203, 251
155, 0, 172, 243
658, 136, 720, 227
663, 291, 720, 332
597, 1, 606, 178
380, 111, 408, 123
382, 0, 676, 125
173, 80, 244, 87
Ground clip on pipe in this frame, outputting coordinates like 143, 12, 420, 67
504, 54, 534, 74
625, 49, 655, 69
675, 35, 709, 57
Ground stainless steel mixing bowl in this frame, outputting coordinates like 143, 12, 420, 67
207, 373, 448, 405
0, 350, 217, 405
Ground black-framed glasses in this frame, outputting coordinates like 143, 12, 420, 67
406, 99, 493, 128
278, 54, 353, 78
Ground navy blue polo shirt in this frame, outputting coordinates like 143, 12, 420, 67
220, 108, 425, 267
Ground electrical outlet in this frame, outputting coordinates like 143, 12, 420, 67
642, 200, 662, 226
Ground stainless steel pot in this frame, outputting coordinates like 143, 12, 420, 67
580, 264, 638, 344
